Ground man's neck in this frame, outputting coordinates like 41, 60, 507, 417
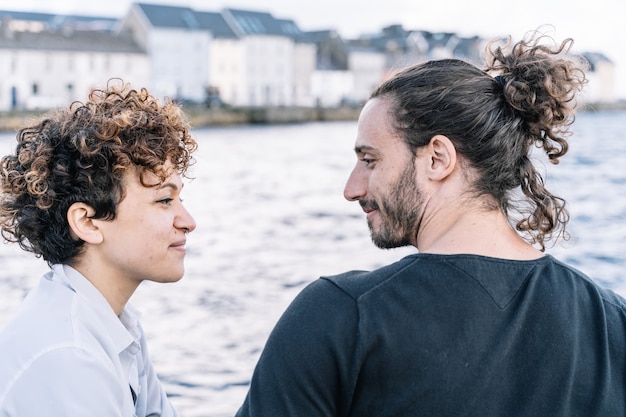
416, 204, 543, 260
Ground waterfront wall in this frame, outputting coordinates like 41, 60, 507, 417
0, 105, 363, 132
1, 101, 624, 132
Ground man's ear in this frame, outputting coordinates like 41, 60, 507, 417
425, 134, 457, 181
67, 202, 103, 244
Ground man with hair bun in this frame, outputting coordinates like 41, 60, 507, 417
0, 81, 197, 416
236, 32, 626, 416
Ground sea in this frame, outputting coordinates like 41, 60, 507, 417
0, 110, 625, 416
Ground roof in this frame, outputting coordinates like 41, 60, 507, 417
582, 51, 613, 71
222, 8, 304, 39
276, 18, 304, 39
193, 11, 237, 39
133, 4, 305, 40
0, 30, 144, 53
135, 3, 200, 29
420, 31, 456, 47
451, 36, 483, 65
0, 9, 118, 32
223, 9, 276, 35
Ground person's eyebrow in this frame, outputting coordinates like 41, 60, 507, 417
159, 181, 183, 191
354, 145, 377, 154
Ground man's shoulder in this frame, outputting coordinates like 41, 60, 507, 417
320, 254, 423, 299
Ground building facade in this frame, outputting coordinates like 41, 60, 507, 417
0, 4, 618, 112
119, 3, 211, 103
0, 12, 149, 111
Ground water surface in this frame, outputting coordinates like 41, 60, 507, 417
0, 111, 625, 416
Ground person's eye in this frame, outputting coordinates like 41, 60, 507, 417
157, 197, 173, 205
360, 157, 376, 167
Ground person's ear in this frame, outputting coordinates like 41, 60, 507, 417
425, 134, 457, 181
67, 202, 103, 244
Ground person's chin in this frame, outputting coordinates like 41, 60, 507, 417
366, 211, 380, 229
154, 268, 185, 283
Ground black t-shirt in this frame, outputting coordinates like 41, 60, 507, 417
236, 254, 626, 416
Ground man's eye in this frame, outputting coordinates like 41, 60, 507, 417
157, 198, 173, 205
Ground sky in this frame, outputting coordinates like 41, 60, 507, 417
1, 0, 625, 99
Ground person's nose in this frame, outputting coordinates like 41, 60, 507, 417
343, 165, 366, 202
176, 204, 197, 234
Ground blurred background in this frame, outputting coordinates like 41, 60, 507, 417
0, 0, 623, 118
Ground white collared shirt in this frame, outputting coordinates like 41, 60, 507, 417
0, 264, 178, 417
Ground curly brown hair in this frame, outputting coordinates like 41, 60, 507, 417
0, 80, 197, 265
370, 32, 587, 250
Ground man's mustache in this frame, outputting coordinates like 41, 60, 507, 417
359, 200, 380, 211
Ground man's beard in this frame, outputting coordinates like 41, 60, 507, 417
365, 160, 422, 249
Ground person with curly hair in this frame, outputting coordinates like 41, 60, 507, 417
236, 33, 626, 416
0, 81, 197, 416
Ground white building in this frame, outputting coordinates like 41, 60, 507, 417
581, 52, 616, 104
291, 37, 317, 107
220, 9, 316, 107
311, 70, 354, 107
193, 11, 243, 106
347, 47, 386, 104
1, 6, 618, 113
119, 3, 211, 103
118, 4, 316, 107
0, 14, 149, 112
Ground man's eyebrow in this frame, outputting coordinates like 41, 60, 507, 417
354, 145, 377, 153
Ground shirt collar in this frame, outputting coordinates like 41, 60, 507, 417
51, 264, 141, 354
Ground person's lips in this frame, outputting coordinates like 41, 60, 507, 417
170, 239, 187, 252
359, 200, 379, 220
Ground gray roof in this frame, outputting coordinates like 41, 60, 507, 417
302, 30, 339, 42
0, 9, 117, 32
346, 26, 485, 65
420, 31, 456, 48
134, 4, 305, 40
223, 8, 304, 39
276, 18, 304, 39
451, 36, 483, 65
582, 51, 613, 71
223, 9, 277, 36
194, 11, 237, 39
135, 3, 200, 29
0, 10, 59, 23
302, 30, 349, 70
0, 30, 144, 53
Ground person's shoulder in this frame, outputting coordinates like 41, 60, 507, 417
0, 270, 109, 374
544, 255, 626, 313
0, 292, 74, 361
0, 287, 84, 401
0, 278, 76, 344
320, 254, 423, 299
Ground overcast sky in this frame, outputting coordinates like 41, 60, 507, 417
1, 0, 624, 98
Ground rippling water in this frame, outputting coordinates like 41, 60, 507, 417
1, 110, 625, 416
